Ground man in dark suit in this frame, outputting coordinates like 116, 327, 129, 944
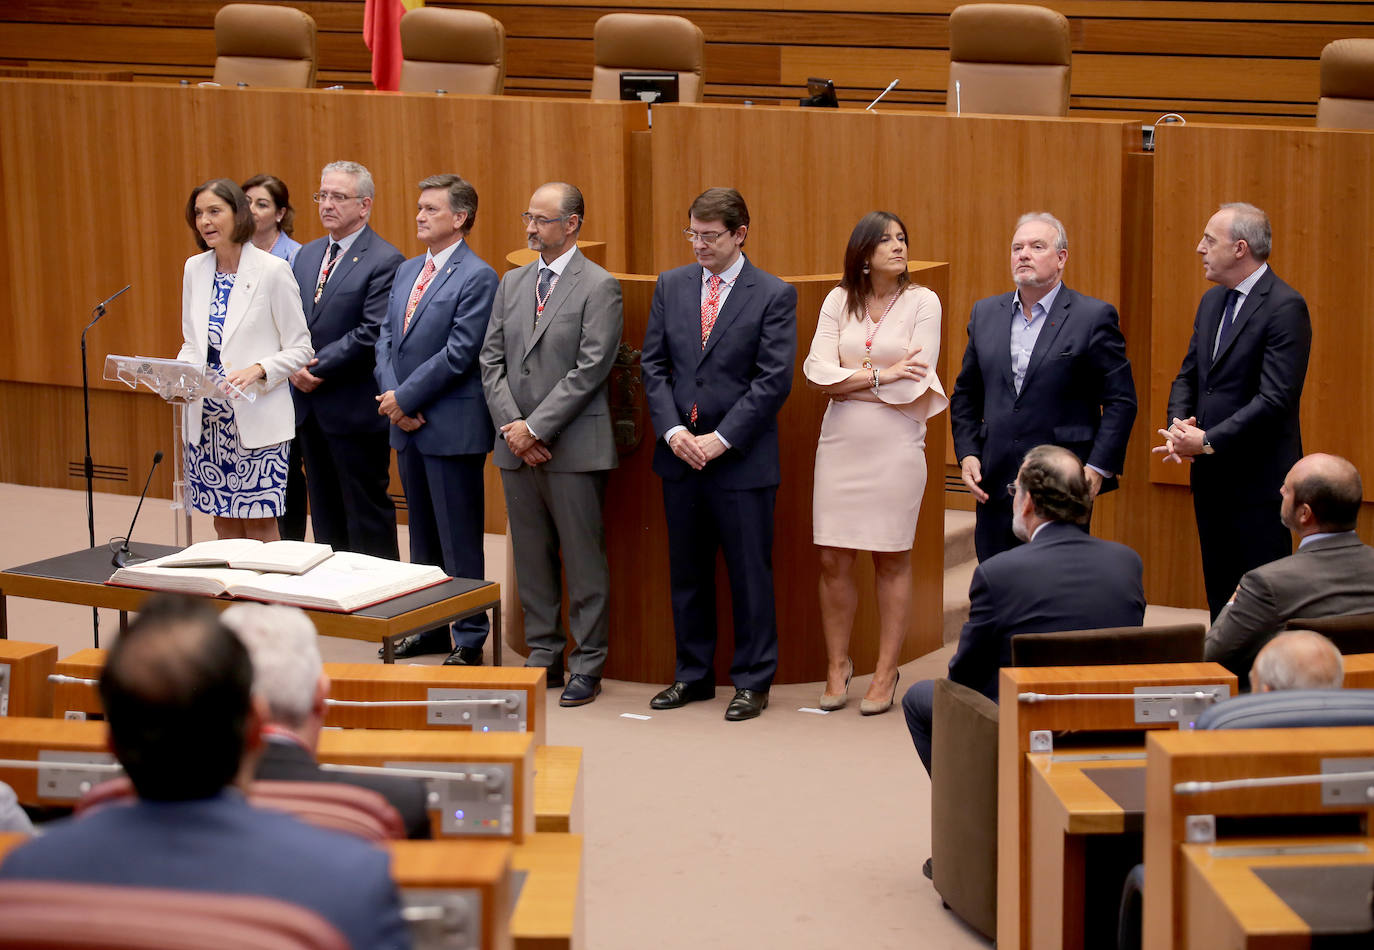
0, 596, 410, 950
375, 174, 498, 666
1156, 202, 1312, 618
1205, 453, 1374, 686
287, 160, 403, 560
480, 182, 623, 707
902, 445, 1145, 774
222, 603, 431, 838
641, 187, 797, 722
951, 212, 1137, 561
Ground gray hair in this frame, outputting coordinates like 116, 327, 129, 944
1015, 212, 1068, 251
419, 173, 478, 233
1250, 630, 1343, 692
321, 160, 375, 200
221, 603, 322, 729
1219, 202, 1271, 261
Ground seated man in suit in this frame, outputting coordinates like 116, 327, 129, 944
903, 444, 1145, 775
375, 174, 499, 666
222, 603, 431, 839
1205, 453, 1374, 688
0, 596, 410, 950
1249, 629, 1344, 693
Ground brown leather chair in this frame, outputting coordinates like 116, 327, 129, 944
1287, 611, 1374, 654
399, 7, 506, 95
212, 3, 318, 89
946, 3, 1072, 117
1316, 39, 1374, 129
1010, 622, 1206, 667
76, 777, 407, 842
930, 622, 1204, 939
591, 13, 704, 103
0, 880, 349, 949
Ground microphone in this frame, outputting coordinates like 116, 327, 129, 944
94, 284, 131, 315
866, 79, 900, 112
955, 80, 962, 115
112, 450, 164, 568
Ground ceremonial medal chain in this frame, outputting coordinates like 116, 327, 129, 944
861, 288, 901, 370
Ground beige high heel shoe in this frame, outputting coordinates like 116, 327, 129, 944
818, 657, 853, 711
860, 670, 900, 716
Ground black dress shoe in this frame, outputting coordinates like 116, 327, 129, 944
724, 688, 768, 721
383, 628, 452, 659
442, 645, 484, 666
525, 662, 565, 689
559, 674, 602, 707
649, 680, 716, 710
922, 857, 934, 880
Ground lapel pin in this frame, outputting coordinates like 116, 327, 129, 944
352, 256, 359, 262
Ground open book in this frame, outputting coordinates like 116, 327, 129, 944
108, 551, 450, 613
158, 539, 334, 575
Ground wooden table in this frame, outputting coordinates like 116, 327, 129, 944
0, 641, 56, 717
0, 546, 501, 664
1027, 747, 1147, 950
388, 839, 515, 950
1183, 836, 1374, 948
533, 747, 583, 835
511, 833, 584, 950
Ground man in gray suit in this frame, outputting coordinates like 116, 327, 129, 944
1206, 453, 1374, 687
479, 182, 623, 707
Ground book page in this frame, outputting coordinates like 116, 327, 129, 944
227, 553, 448, 612
158, 538, 263, 568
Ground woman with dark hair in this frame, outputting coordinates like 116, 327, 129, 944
175, 178, 313, 540
802, 211, 947, 714
241, 173, 302, 265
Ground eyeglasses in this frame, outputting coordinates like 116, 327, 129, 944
1006, 482, 1020, 499
521, 213, 567, 227
312, 192, 363, 204
683, 228, 731, 244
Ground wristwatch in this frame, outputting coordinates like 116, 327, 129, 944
1201, 438, 1215, 455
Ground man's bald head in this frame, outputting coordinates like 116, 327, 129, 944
1249, 630, 1344, 693
100, 596, 255, 801
1282, 453, 1362, 535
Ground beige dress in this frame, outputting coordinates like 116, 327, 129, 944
803, 284, 948, 551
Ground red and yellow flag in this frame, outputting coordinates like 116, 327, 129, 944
363, 0, 424, 91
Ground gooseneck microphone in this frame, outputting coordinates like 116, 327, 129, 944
112, 450, 163, 568
866, 79, 900, 112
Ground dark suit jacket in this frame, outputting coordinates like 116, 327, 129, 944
292, 226, 405, 434
255, 738, 431, 840
1205, 533, 1374, 683
375, 243, 499, 456
948, 521, 1146, 699
1167, 266, 1311, 504
640, 258, 797, 489
0, 791, 410, 949
950, 285, 1137, 496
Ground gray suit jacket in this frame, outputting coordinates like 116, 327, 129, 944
480, 249, 624, 472
1205, 532, 1374, 681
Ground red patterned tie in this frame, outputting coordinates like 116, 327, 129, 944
403, 258, 437, 334
690, 275, 724, 425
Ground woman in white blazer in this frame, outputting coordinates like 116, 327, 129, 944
176, 178, 313, 541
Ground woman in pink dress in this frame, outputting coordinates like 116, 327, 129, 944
802, 211, 948, 714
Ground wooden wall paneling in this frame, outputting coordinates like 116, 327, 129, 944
1149, 123, 1374, 499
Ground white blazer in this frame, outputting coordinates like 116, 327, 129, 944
176, 241, 313, 449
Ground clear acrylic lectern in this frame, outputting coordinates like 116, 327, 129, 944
103, 355, 255, 545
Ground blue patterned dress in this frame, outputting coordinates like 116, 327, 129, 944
184, 271, 290, 517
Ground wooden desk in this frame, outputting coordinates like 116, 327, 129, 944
0, 546, 501, 664
1027, 748, 1146, 950
533, 747, 583, 835
999, 663, 1238, 950
0, 641, 56, 718
1341, 653, 1374, 688
511, 833, 584, 950
1144, 726, 1374, 950
388, 839, 515, 950
317, 729, 535, 843
1183, 836, 1374, 948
